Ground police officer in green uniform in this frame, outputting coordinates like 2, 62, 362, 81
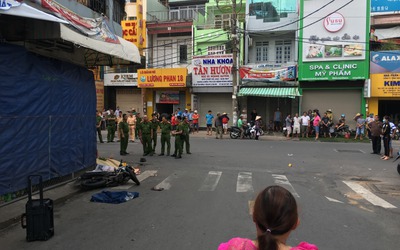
139, 115, 153, 156
119, 114, 129, 155
159, 116, 172, 156
151, 114, 160, 154
171, 116, 183, 159
135, 112, 141, 140
182, 116, 191, 154
96, 111, 104, 143
107, 110, 117, 143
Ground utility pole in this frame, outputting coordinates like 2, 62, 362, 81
231, 0, 238, 126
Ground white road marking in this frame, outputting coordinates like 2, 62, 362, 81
236, 172, 254, 192
272, 174, 300, 198
111, 170, 157, 190
153, 173, 179, 190
343, 181, 396, 209
199, 171, 222, 191
325, 196, 344, 203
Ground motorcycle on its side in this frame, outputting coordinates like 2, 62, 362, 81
79, 160, 140, 189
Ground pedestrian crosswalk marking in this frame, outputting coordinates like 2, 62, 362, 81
199, 171, 222, 191
272, 174, 300, 198
343, 181, 396, 209
236, 172, 254, 193
154, 173, 179, 190
111, 170, 158, 190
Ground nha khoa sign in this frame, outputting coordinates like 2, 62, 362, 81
298, 0, 370, 81
192, 54, 233, 87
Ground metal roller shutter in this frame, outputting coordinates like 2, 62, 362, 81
198, 93, 232, 127
116, 88, 142, 114
301, 89, 361, 128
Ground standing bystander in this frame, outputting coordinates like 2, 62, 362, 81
119, 114, 129, 155
159, 116, 171, 156
285, 114, 292, 139
205, 110, 214, 136
192, 110, 199, 133
96, 111, 104, 143
274, 108, 282, 132
354, 114, 366, 140
300, 112, 310, 138
369, 115, 382, 154
215, 113, 223, 139
292, 113, 301, 139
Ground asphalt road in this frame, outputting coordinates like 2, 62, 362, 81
1, 135, 400, 250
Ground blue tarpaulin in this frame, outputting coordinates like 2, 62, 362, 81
90, 191, 140, 204
0, 43, 97, 195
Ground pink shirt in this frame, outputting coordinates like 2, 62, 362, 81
313, 115, 321, 127
218, 237, 318, 250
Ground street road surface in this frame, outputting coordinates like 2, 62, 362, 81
1, 136, 399, 249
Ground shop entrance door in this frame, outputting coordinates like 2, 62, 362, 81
156, 103, 173, 119
378, 100, 400, 123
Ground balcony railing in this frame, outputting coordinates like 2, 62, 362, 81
147, 5, 204, 22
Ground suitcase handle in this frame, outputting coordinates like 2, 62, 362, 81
28, 175, 44, 205
21, 213, 26, 229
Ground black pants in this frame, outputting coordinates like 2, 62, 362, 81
371, 136, 381, 154
383, 136, 390, 157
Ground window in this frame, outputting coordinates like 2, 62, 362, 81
112, 0, 124, 23
179, 45, 188, 64
275, 40, 291, 63
214, 14, 231, 29
256, 41, 269, 62
207, 45, 225, 55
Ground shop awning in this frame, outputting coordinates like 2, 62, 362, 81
238, 87, 301, 99
59, 24, 141, 65
0, 2, 68, 23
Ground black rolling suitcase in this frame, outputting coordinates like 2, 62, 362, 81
21, 175, 54, 241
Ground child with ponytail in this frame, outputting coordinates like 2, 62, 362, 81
218, 186, 318, 250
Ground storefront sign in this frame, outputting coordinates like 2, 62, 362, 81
371, 73, 400, 97
155, 91, 179, 104
121, 20, 146, 53
104, 73, 137, 86
298, 61, 367, 81
239, 66, 296, 82
370, 51, 400, 74
371, 0, 400, 12
192, 54, 233, 87
138, 68, 187, 88
95, 80, 104, 111
298, 0, 370, 81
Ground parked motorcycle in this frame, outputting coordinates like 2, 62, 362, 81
80, 160, 140, 189
230, 123, 255, 139
393, 152, 400, 175
333, 125, 350, 138
394, 123, 400, 140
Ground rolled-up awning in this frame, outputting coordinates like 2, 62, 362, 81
0, 2, 68, 23
238, 87, 301, 99
59, 24, 140, 65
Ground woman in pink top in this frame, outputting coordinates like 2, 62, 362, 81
313, 112, 321, 141
218, 186, 318, 250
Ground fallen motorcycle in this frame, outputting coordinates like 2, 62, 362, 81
79, 161, 140, 189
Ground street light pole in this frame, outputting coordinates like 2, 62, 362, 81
231, 0, 238, 126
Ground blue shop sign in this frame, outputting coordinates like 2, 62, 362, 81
371, 0, 400, 12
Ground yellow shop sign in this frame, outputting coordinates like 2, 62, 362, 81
138, 68, 187, 88
371, 73, 400, 97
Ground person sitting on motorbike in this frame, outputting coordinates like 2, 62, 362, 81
237, 115, 245, 139
335, 114, 346, 131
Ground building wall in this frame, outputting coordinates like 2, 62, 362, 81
149, 35, 192, 68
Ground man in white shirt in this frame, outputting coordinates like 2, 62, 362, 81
293, 113, 301, 139
300, 112, 310, 138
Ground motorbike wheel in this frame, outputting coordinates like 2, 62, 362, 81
395, 134, 400, 140
397, 164, 400, 175
230, 132, 239, 139
259, 129, 265, 136
81, 178, 107, 189
127, 168, 140, 185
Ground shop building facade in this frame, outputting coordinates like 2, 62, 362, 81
240, 0, 299, 123
298, 0, 370, 128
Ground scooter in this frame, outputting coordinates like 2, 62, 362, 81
79, 160, 140, 189
333, 125, 350, 138
230, 123, 255, 139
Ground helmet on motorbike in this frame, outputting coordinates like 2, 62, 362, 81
341, 114, 345, 117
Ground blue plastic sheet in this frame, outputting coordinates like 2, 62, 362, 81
0, 44, 97, 195
90, 191, 140, 204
